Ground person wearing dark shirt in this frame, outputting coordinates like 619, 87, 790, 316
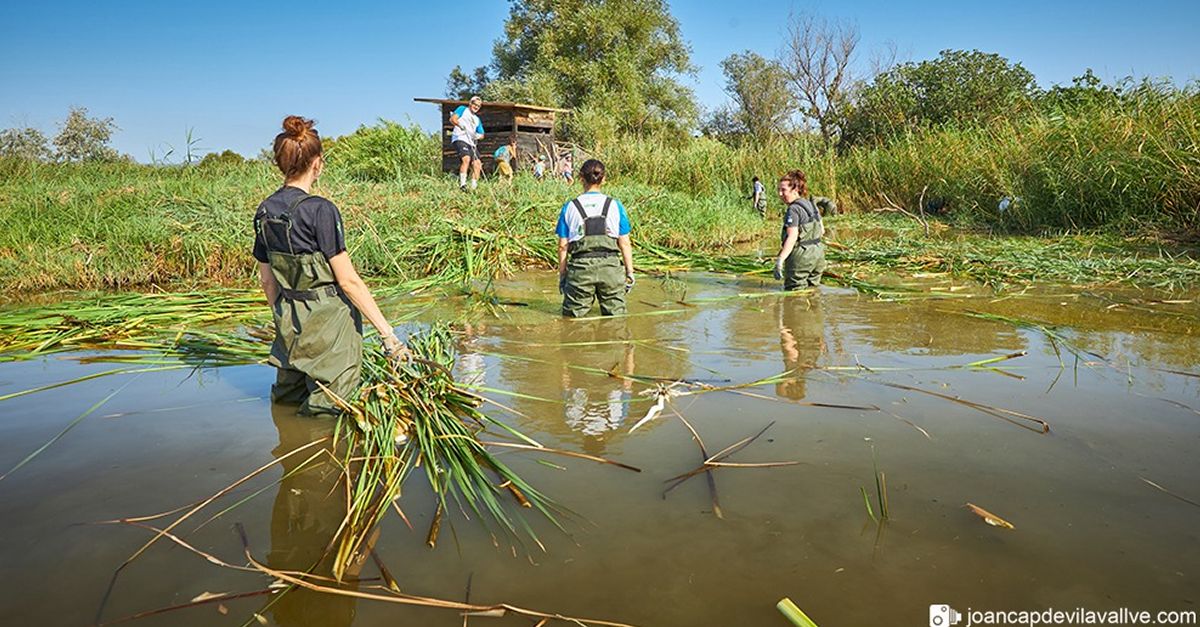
253, 115, 408, 415
772, 169, 827, 289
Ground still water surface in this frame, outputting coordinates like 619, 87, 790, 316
1, 273, 1197, 626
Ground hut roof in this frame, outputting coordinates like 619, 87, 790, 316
413, 98, 571, 114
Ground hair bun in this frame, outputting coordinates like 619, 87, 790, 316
282, 115, 314, 139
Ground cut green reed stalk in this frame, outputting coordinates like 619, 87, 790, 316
325, 324, 564, 580
872, 445, 890, 521
859, 443, 889, 523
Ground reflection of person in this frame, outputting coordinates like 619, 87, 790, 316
449, 95, 486, 191
266, 405, 359, 627
253, 116, 408, 416
772, 169, 827, 290
558, 323, 635, 456
775, 296, 826, 400
493, 141, 516, 181
556, 159, 635, 317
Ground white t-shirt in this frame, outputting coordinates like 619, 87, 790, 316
450, 105, 484, 145
555, 191, 632, 243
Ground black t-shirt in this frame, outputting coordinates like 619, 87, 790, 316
252, 186, 347, 262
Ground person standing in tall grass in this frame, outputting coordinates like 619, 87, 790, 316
493, 140, 516, 182
253, 115, 408, 416
450, 96, 486, 191
750, 176, 766, 217
556, 159, 635, 317
772, 169, 827, 289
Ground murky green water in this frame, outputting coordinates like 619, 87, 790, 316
1, 273, 1198, 626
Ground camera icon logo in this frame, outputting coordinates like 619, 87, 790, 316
929, 604, 962, 627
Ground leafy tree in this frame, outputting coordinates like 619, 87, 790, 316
842, 49, 1039, 147
198, 149, 246, 169
0, 126, 51, 161
710, 51, 794, 141
445, 65, 492, 100
780, 13, 859, 147
451, 0, 697, 144
1039, 69, 1119, 111
53, 106, 119, 162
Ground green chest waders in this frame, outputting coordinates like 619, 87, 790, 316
562, 197, 626, 317
783, 197, 828, 290
257, 194, 363, 415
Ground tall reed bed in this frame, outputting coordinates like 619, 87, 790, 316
593, 134, 837, 199
836, 95, 1200, 234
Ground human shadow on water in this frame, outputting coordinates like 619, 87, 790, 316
775, 295, 827, 401
263, 403, 364, 627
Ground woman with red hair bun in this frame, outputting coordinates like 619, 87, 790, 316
772, 169, 827, 290
252, 116, 407, 415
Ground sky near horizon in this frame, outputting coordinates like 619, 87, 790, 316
2, 0, 1197, 161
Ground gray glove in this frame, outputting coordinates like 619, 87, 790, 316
625, 273, 635, 293
773, 260, 784, 281
382, 332, 411, 363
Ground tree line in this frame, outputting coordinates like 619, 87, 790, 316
447, 1, 1195, 151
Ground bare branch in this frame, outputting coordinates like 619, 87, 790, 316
780, 12, 859, 145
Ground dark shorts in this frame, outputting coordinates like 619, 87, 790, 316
452, 140, 480, 161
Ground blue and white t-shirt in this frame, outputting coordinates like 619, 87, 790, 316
451, 105, 484, 145
555, 191, 632, 243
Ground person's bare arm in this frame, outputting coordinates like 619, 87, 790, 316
557, 237, 570, 282
328, 252, 404, 353
777, 227, 799, 267
258, 263, 279, 305
618, 235, 634, 278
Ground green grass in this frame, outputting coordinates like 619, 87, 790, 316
0, 158, 772, 292
2, 97, 1199, 295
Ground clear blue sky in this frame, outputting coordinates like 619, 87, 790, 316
2, 1, 1197, 161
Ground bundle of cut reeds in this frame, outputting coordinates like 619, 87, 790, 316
324, 324, 560, 579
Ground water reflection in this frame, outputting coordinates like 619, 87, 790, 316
266, 404, 360, 627
775, 295, 826, 400
483, 315, 692, 452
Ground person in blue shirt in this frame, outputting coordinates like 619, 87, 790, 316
449, 96, 485, 191
555, 159, 634, 317
493, 141, 516, 181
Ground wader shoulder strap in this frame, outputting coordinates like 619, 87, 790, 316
260, 194, 316, 254
797, 197, 822, 246
600, 197, 612, 219
286, 193, 316, 215
572, 199, 588, 221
